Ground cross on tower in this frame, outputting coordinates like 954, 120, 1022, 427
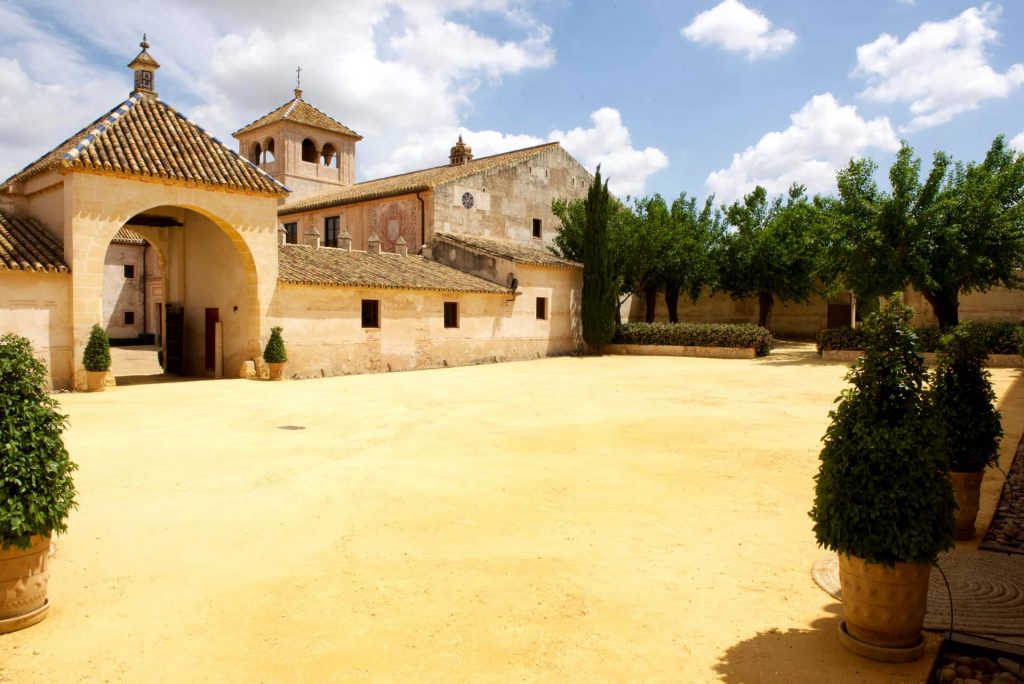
296, 66, 302, 89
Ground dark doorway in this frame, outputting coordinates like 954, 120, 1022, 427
165, 303, 184, 375
827, 293, 852, 329
205, 308, 219, 372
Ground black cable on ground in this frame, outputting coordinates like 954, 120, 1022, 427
934, 560, 955, 640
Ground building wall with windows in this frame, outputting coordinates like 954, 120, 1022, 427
102, 241, 146, 339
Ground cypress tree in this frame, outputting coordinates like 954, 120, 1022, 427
581, 166, 617, 349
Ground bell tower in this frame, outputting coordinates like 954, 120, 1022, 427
128, 34, 160, 98
449, 135, 473, 165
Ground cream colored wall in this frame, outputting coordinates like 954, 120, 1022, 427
281, 193, 428, 254
0, 272, 73, 389
631, 289, 828, 337
102, 242, 146, 338
268, 265, 582, 379
432, 146, 590, 247
906, 287, 1024, 327
63, 172, 280, 388
21, 174, 65, 242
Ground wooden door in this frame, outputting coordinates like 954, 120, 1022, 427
165, 304, 184, 375
204, 308, 219, 371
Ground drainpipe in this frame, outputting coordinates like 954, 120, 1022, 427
416, 190, 426, 249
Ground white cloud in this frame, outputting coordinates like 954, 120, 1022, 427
1010, 131, 1024, 152
706, 93, 899, 204
367, 107, 669, 197
0, 0, 556, 182
681, 0, 796, 60
854, 3, 1024, 131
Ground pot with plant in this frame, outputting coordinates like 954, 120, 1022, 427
809, 298, 955, 662
930, 322, 1002, 540
82, 323, 111, 391
0, 333, 78, 633
263, 326, 287, 381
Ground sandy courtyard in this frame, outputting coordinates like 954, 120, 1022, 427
2, 346, 1021, 683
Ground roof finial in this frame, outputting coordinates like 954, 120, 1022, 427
294, 66, 303, 99
140, 33, 149, 51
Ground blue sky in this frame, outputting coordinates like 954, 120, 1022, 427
1, 1, 1022, 204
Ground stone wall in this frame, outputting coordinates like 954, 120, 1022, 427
103, 242, 146, 339
0, 272, 73, 389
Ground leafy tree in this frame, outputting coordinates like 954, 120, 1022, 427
718, 184, 821, 328
828, 137, 1024, 327
580, 167, 617, 348
626, 195, 674, 322
662, 194, 725, 322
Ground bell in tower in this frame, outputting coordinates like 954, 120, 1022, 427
128, 34, 160, 97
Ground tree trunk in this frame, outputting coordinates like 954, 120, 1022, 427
923, 290, 960, 328
664, 282, 681, 323
644, 283, 658, 323
758, 291, 774, 329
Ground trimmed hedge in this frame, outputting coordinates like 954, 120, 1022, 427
613, 322, 773, 357
816, 321, 1024, 355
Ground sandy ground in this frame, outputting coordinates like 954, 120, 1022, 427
1, 343, 1021, 683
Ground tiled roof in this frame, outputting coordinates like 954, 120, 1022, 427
111, 227, 146, 245
434, 232, 581, 269
278, 244, 509, 294
0, 209, 67, 273
3, 94, 287, 195
234, 94, 361, 139
279, 142, 562, 215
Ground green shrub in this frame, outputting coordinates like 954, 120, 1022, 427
816, 321, 1023, 355
263, 326, 287, 364
809, 299, 955, 566
613, 322, 773, 357
1017, 326, 1024, 357
0, 333, 78, 550
82, 324, 110, 372
930, 322, 1002, 472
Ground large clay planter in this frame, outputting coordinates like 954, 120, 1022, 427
86, 370, 107, 392
0, 535, 50, 634
268, 363, 285, 381
950, 471, 984, 540
838, 554, 930, 658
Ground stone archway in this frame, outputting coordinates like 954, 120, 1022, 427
66, 173, 280, 389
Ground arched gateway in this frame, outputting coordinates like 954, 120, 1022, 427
0, 37, 287, 389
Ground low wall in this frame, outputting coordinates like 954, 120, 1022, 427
820, 350, 1022, 368
602, 344, 757, 360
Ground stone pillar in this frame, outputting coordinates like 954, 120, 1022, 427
367, 233, 381, 255
339, 229, 352, 251
304, 227, 321, 248
395, 235, 408, 257
277, 226, 287, 246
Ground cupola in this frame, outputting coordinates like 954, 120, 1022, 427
449, 135, 473, 165
128, 34, 160, 98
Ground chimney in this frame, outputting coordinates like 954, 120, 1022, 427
339, 229, 352, 251
277, 226, 287, 246
304, 227, 321, 248
367, 233, 381, 255
395, 235, 408, 257
421, 242, 433, 259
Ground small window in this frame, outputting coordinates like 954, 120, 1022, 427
124, 311, 135, 325
124, 264, 135, 279
536, 297, 547, 320
324, 216, 340, 248
532, 218, 542, 239
283, 222, 298, 245
444, 302, 459, 328
301, 138, 318, 163
361, 299, 380, 328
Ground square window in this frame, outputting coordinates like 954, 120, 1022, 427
532, 218, 542, 239
361, 299, 380, 328
124, 264, 135, 278
443, 301, 459, 328
283, 222, 298, 244
536, 297, 547, 320
124, 311, 135, 325
324, 216, 340, 248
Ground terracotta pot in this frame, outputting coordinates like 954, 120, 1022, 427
268, 362, 285, 381
0, 535, 51, 634
86, 370, 107, 392
838, 553, 930, 651
950, 471, 984, 540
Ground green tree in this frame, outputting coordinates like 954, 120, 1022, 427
828, 137, 1024, 327
580, 167, 617, 348
718, 184, 821, 328
662, 194, 725, 323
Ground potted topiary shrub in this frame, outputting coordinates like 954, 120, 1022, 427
82, 323, 111, 391
809, 298, 955, 662
930, 322, 1002, 540
0, 333, 78, 633
263, 326, 287, 381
